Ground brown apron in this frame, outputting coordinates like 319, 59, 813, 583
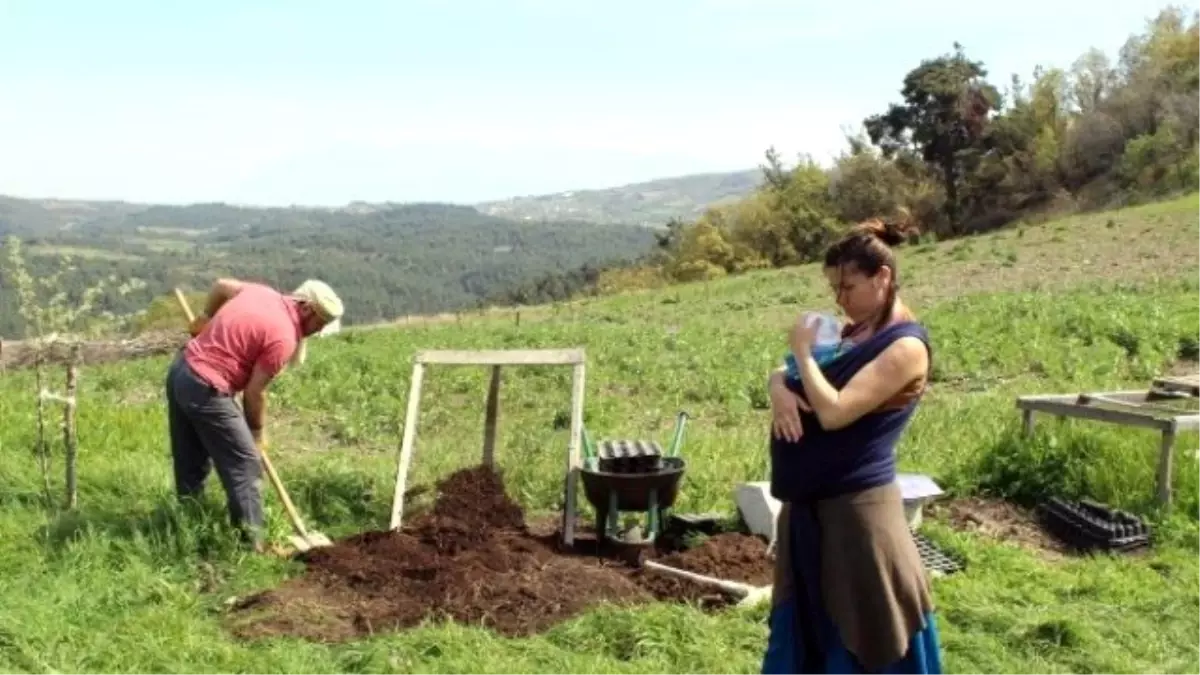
770, 482, 934, 670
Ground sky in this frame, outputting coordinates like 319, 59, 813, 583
0, 0, 1194, 207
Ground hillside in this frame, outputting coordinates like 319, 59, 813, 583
0, 168, 770, 338
0, 198, 660, 338
474, 168, 763, 226
0, 195, 1196, 673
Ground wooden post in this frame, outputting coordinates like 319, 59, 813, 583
34, 350, 51, 507
390, 362, 426, 530
386, 349, 588, 542
1156, 425, 1177, 507
63, 343, 80, 509
562, 361, 586, 546
1021, 409, 1035, 436
481, 366, 502, 468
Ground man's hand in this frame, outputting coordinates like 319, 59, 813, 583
769, 371, 811, 442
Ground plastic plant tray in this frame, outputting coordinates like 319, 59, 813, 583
910, 530, 964, 576
596, 439, 665, 474
1036, 497, 1152, 552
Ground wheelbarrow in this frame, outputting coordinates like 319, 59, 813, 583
578, 411, 690, 553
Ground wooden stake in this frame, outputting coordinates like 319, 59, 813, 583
390, 362, 426, 530
34, 350, 52, 508
481, 366, 502, 468
562, 361, 586, 546
63, 343, 80, 509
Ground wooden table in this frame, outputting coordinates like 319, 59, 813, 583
1016, 375, 1199, 506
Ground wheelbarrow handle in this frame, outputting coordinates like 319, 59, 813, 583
666, 410, 690, 457
581, 426, 597, 460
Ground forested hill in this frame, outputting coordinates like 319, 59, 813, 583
0, 199, 659, 338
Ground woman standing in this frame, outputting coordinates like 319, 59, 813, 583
761, 216, 943, 674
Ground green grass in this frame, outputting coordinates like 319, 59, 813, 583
1, 195, 1198, 673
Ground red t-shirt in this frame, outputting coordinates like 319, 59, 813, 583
184, 282, 301, 394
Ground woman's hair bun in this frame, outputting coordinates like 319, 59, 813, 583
854, 207, 920, 247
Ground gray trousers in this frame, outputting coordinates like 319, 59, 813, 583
164, 352, 264, 543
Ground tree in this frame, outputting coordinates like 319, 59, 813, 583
1, 236, 142, 511
1069, 48, 1118, 114
864, 43, 1002, 232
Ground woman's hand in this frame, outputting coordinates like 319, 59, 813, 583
768, 371, 811, 442
788, 314, 819, 358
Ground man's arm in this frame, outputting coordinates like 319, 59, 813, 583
241, 337, 296, 446
203, 278, 245, 318
243, 365, 272, 444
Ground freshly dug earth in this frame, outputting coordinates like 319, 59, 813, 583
227, 466, 773, 642
928, 496, 1069, 559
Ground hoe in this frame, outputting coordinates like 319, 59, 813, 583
640, 558, 772, 608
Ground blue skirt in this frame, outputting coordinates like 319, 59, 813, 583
760, 503, 943, 674
758, 598, 945, 672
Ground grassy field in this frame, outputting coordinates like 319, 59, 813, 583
1, 195, 1198, 673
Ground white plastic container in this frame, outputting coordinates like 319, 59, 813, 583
897, 473, 944, 529
734, 482, 781, 544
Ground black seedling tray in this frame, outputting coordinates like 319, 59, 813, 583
665, 512, 727, 537
597, 439, 665, 474
910, 530, 964, 576
1036, 497, 1152, 552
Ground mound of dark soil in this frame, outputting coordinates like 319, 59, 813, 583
227, 465, 773, 642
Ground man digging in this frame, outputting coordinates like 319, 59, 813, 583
164, 277, 344, 551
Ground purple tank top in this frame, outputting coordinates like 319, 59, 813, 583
769, 320, 932, 503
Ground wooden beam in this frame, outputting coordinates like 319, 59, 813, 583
1074, 392, 1196, 418
561, 361, 587, 547
1154, 375, 1200, 398
481, 366, 502, 469
1071, 390, 1198, 427
1016, 395, 1176, 432
1175, 415, 1200, 432
1078, 389, 1178, 404
390, 361, 426, 530
416, 348, 585, 366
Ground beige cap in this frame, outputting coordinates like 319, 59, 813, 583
292, 279, 344, 322
287, 279, 344, 369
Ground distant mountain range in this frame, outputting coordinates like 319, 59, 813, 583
474, 168, 763, 226
0, 168, 764, 337
1, 167, 764, 238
